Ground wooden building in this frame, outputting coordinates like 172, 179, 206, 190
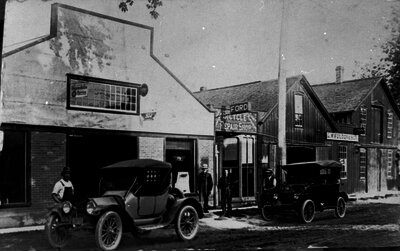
194, 75, 337, 205
0, 3, 214, 229
313, 66, 400, 194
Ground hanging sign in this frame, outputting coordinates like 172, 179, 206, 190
327, 132, 359, 142
215, 109, 257, 133
141, 112, 156, 120
230, 102, 251, 114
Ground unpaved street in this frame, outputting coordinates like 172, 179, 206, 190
1, 197, 400, 250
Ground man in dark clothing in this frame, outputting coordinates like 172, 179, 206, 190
198, 163, 213, 213
263, 168, 276, 190
218, 169, 233, 217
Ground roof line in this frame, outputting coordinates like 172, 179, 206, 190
193, 80, 262, 93
312, 76, 382, 86
353, 77, 382, 112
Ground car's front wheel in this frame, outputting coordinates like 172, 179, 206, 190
95, 211, 123, 251
45, 214, 70, 248
260, 205, 274, 221
175, 205, 199, 241
300, 199, 315, 223
334, 197, 346, 218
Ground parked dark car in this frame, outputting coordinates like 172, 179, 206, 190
45, 159, 203, 250
259, 160, 348, 223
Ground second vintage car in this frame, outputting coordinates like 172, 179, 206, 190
258, 160, 349, 223
45, 159, 203, 250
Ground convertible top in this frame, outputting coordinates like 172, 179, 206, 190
102, 159, 172, 170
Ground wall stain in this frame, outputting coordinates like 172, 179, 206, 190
49, 8, 114, 74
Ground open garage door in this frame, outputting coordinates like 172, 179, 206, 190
67, 134, 138, 202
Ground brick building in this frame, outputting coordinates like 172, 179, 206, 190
0, 3, 214, 228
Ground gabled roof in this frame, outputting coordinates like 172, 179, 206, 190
193, 76, 301, 113
193, 75, 337, 130
312, 77, 380, 113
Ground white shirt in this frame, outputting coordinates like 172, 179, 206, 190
52, 179, 74, 199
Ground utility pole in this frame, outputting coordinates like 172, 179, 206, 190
277, 0, 288, 169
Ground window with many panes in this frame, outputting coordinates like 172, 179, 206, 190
359, 148, 366, 180
387, 111, 393, 139
294, 94, 303, 127
387, 150, 393, 179
338, 145, 347, 179
67, 74, 140, 115
0, 130, 30, 207
360, 106, 367, 136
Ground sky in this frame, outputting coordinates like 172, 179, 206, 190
3, 0, 399, 91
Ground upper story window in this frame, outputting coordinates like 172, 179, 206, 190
67, 74, 140, 115
360, 106, 367, 136
294, 94, 303, 128
387, 111, 393, 139
333, 112, 352, 124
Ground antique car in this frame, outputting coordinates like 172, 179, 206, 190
259, 160, 348, 223
45, 159, 203, 250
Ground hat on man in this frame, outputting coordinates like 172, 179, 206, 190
61, 166, 71, 176
264, 169, 273, 176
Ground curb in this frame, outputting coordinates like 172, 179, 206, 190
0, 225, 44, 235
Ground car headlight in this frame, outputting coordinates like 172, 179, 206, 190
273, 193, 278, 200
62, 201, 72, 214
86, 200, 96, 215
293, 194, 300, 200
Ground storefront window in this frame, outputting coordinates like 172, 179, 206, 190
0, 130, 29, 207
387, 150, 393, 179
338, 145, 347, 179
359, 148, 366, 180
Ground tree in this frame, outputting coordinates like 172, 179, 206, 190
352, 5, 400, 105
119, 0, 163, 19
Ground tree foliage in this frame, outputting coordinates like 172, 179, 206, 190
119, 0, 163, 19
352, 5, 400, 105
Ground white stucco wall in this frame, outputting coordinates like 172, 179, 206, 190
1, 2, 214, 137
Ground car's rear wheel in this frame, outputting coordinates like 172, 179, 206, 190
95, 211, 123, 251
45, 214, 70, 248
300, 199, 315, 223
260, 205, 273, 221
175, 205, 199, 241
334, 197, 346, 218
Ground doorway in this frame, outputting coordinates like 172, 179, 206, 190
67, 133, 138, 202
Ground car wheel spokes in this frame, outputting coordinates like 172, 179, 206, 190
180, 209, 196, 236
101, 216, 119, 246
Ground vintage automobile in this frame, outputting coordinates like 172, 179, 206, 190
45, 159, 203, 250
259, 160, 348, 223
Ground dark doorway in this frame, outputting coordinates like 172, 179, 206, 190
67, 134, 137, 202
287, 146, 316, 164
166, 139, 195, 194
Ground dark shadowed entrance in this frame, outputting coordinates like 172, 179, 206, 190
67, 134, 137, 202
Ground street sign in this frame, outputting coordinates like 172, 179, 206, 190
230, 102, 251, 114
326, 132, 359, 142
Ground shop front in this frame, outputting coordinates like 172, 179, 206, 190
0, 3, 214, 228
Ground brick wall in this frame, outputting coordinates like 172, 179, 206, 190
31, 131, 66, 209
138, 136, 164, 161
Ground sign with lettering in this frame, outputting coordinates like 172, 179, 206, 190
230, 102, 251, 114
215, 109, 257, 133
327, 132, 359, 142
141, 112, 156, 120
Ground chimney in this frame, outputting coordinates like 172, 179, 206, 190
199, 86, 207, 92
335, 66, 344, 84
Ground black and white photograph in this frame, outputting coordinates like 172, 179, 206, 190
0, 0, 400, 250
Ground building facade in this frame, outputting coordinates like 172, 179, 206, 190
313, 67, 400, 194
194, 75, 337, 205
0, 3, 214, 228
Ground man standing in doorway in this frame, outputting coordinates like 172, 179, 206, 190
218, 169, 233, 217
52, 167, 74, 203
198, 163, 213, 213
